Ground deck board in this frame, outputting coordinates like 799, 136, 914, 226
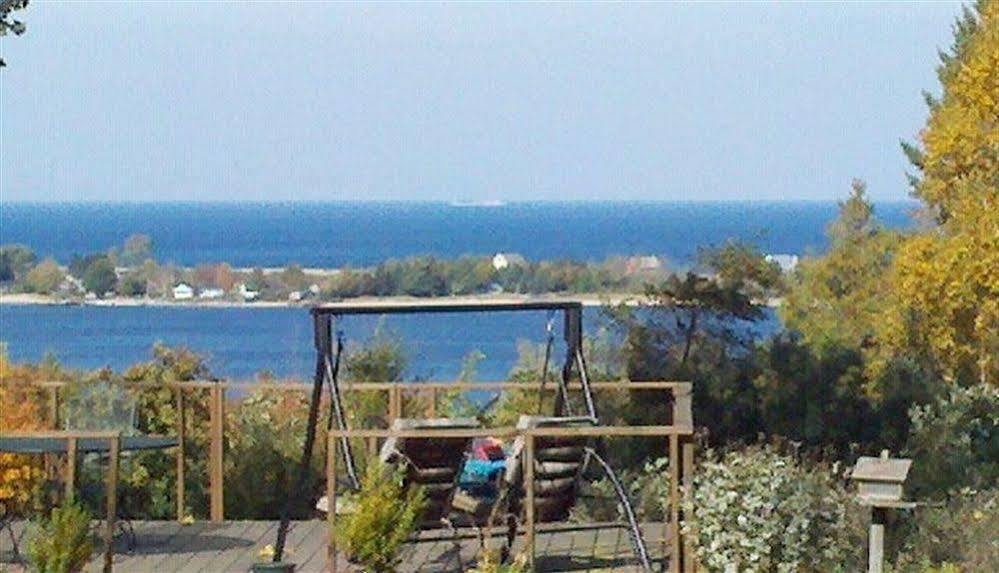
1, 520, 668, 572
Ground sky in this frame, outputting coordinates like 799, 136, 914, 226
0, 2, 964, 202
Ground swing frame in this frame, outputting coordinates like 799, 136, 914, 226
272, 298, 682, 571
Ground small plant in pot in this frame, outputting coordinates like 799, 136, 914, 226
25, 501, 94, 573
333, 461, 426, 573
250, 545, 295, 573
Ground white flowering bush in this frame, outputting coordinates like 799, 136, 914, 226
682, 447, 860, 573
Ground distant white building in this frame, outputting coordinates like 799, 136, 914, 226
173, 283, 194, 300
288, 291, 303, 302
308, 284, 321, 296
199, 288, 225, 299
625, 255, 663, 274
766, 254, 800, 273
492, 252, 527, 270
237, 283, 259, 301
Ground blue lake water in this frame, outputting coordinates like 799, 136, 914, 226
0, 200, 901, 378
1, 201, 916, 267
0, 304, 779, 381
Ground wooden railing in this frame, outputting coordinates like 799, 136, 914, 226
3, 379, 692, 543
325, 420, 696, 573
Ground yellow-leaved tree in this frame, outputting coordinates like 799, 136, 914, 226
884, 0, 999, 384
0, 349, 50, 515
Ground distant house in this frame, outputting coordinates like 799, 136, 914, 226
765, 254, 800, 273
492, 252, 527, 270
625, 255, 663, 274
173, 283, 194, 300
199, 288, 225, 300
288, 291, 303, 302
237, 283, 259, 301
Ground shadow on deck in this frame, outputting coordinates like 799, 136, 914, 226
1, 520, 668, 572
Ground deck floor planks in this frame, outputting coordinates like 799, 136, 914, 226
173, 520, 260, 573
214, 520, 278, 572
114, 521, 187, 573
1, 520, 670, 572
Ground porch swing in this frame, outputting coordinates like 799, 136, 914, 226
272, 299, 654, 572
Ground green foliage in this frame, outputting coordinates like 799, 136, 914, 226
334, 461, 426, 573
891, 489, 999, 572
118, 272, 148, 297
25, 502, 94, 573
904, 384, 999, 498
698, 239, 784, 301
22, 258, 65, 295
781, 181, 903, 358
82, 257, 117, 297
225, 387, 319, 518
572, 456, 670, 523
0, 243, 36, 282
120, 234, 154, 267
683, 447, 862, 573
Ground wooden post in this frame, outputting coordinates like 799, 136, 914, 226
524, 432, 536, 569
175, 387, 186, 522
209, 384, 225, 522
681, 439, 696, 573
868, 508, 886, 573
104, 435, 120, 573
65, 437, 77, 503
668, 433, 681, 573
49, 386, 59, 429
327, 433, 338, 573
388, 385, 402, 423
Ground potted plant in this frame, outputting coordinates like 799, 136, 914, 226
250, 545, 295, 573
25, 502, 94, 573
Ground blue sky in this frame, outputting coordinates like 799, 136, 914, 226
1, 2, 962, 202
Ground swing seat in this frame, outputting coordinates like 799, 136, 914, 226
317, 417, 480, 526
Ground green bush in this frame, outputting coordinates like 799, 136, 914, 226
572, 456, 671, 523
25, 502, 94, 573
683, 446, 862, 573
891, 489, 999, 572
334, 461, 426, 573
904, 384, 999, 499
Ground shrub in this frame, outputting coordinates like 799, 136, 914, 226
0, 351, 58, 516
333, 461, 426, 573
904, 383, 999, 499
25, 502, 94, 573
225, 387, 319, 518
572, 456, 670, 523
891, 489, 999, 572
683, 446, 862, 573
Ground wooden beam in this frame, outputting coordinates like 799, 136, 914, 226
669, 433, 680, 573
175, 387, 186, 522
49, 386, 59, 429
682, 439, 696, 573
524, 433, 536, 569
103, 435, 120, 573
209, 384, 225, 522
64, 437, 77, 503
327, 433, 338, 573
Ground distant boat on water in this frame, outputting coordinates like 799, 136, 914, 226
449, 199, 507, 207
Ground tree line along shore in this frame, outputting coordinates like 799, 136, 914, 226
0, 236, 791, 306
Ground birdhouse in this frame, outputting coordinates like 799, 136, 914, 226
850, 452, 912, 506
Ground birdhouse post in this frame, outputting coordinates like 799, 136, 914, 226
850, 450, 915, 573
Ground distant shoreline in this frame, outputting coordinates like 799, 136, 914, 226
0, 292, 781, 309
0, 292, 631, 309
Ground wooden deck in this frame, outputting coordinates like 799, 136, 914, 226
1, 520, 668, 572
